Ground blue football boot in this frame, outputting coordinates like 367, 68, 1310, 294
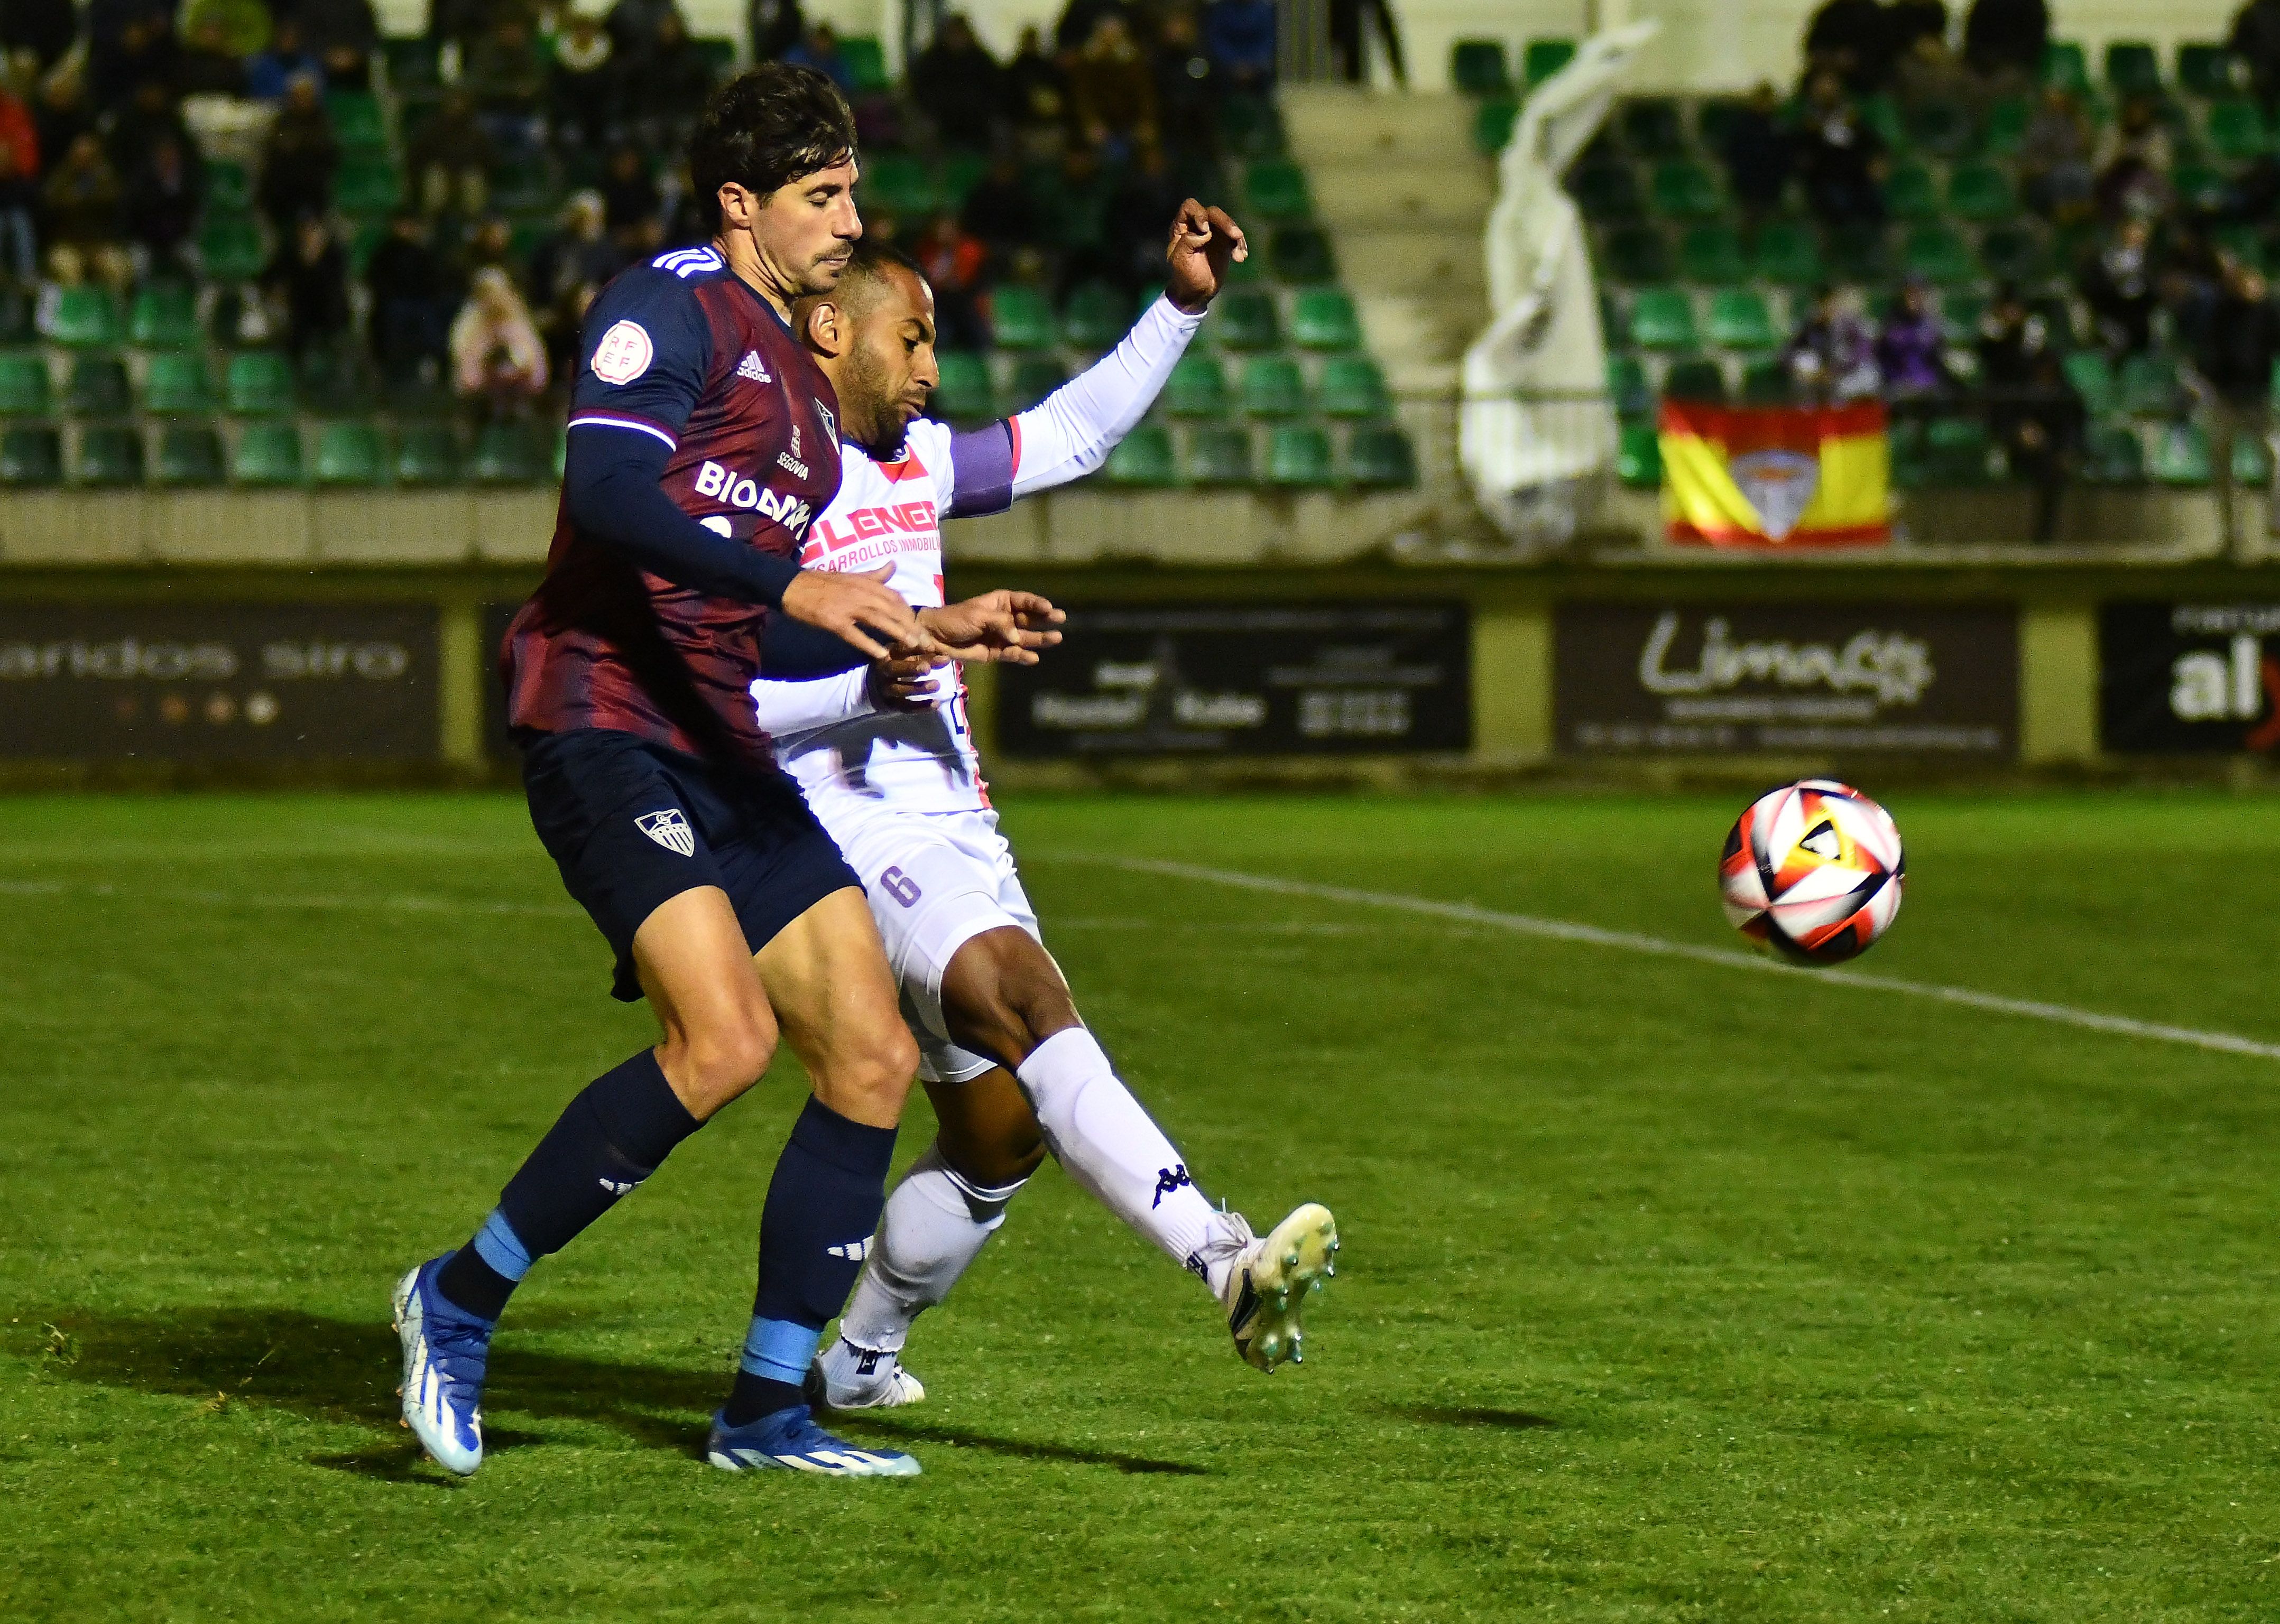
392, 1256, 491, 1476
705, 1404, 921, 1477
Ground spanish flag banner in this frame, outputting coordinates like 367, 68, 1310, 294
1659, 400, 1891, 549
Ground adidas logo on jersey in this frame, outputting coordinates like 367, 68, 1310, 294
693, 459, 814, 537
826, 1238, 873, 1262
736, 349, 770, 383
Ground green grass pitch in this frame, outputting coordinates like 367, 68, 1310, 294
4, 788, 2278, 1620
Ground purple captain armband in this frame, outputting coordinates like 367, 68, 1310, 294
944, 422, 1016, 518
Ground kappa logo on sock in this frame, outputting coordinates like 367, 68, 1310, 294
826, 1237, 873, 1262
635, 808, 695, 857
1152, 1164, 1193, 1210
855, 1345, 883, 1375
1183, 1249, 1209, 1282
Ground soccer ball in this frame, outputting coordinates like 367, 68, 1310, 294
1720, 780, 1905, 965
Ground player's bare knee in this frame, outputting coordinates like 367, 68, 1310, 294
943, 1127, 1045, 1190
813, 1023, 918, 1122
665, 1013, 777, 1118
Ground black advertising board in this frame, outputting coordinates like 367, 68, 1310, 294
1555, 602, 2017, 756
2101, 601, 2280, 753
0, 604, 438, 759
996, 602, 1471, 757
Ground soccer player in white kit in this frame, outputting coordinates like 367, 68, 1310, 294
753, 203, 1339, 1409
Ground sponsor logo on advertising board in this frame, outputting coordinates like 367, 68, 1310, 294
2101, 601, 2280, 753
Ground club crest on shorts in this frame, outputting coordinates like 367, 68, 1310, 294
635, 808, 695, 857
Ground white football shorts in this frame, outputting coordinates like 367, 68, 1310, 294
827, 804, 1041, 1084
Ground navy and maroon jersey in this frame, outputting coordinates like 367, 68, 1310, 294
501, 244, 843, 769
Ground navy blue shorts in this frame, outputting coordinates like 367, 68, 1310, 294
518, 727, 860, 1002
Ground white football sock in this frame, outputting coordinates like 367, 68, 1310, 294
1015, 1027, 1227, 1289
833, 1142, 1023, 1358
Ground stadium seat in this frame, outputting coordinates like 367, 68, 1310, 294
2062, 350, 2118, 414
326, 91, 387, 152
2082, 419, 2146, 481
128, 283, 202, 349
1266, 423, 1334, 487
468, 421, 542, 483
153, 422, 226, 486
1473, 97, 1519, 156
2118, 351, 2182, 415
1706, 289, 1778, 350
394, 422, 461, 484
2207, 99, 2269, 160
297, 346, 370, 416
1980, 95, 2031, 156
842, 35, 891, 92
1905, 98, 1973, 157
1210, 290, 1280, 351
72, 424, 144, 486
1450, 39, 1512, 96
1345, 424, 1417, 489
314, 421, 389, 485
2213, 221, 2270, 270
64, 357, 131, 416
2177, 43, 2238, 98
1947, 162, 2015, 220
1216, 95, 1286, 158
1601, 223, 1672, 285
931, 351, 993, 424
1627, 287, 1697, 350
1978, 224, 2048, 281
225, 351, 297, 415
1663, 356, 1727, 402
142, 352, 214, 413
43, 285, 121, 348
984, 285, 1056, 350
1824, 222, 1891, 282
1607, 354, 1653, 417
0, 352, 51, 415
1860, 93, 1906, 150
335, 156, 403, 215
0, 286, 27, 345
1060, 282, 1127, 350
1184, 424, 1253, 485
1620, 98, 1687, 157
1902, 224, 1977, 283
1695, 97, 1744, 151
1102, 422, 1177, 486
2107, 41, 2162, 96
2234, 430, 2271, 485
695, 36, 737, 75
383, 35, 441, 88
860, 152, 936, 218
1648, 160, 1722, 220
1006, 355, 1067, 411
0, 424, 62, 485
1616, 419, 1661, 487
2149, 420, 2211, 484
1269, 226, 1336, 283
1240, 355, 1307, 417
231, 421, 305, 485
1165, 354, 1231, 417
1318, 355, 1389, 418
1739, 357, 1794, 404
1289, 288, 1361, 350
1569, 160, 1641, 220
1522, 38, 1575, 85
1751, 220, 1823, 286
2178, 161, 2235, 212
1245, 159, 1313, 224
1678, 223, 1748, 286
1923, 415, 1993, 484
198, 212, 266, 282
2042, 41, 2089, 92
1882, 161, 1939, 220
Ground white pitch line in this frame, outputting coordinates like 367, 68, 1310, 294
1046, 854, 2280, 1064
0, 878, 581, 919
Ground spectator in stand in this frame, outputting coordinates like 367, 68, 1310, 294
458, 214, 523, 289
248, 20, 326, 101
605, 0, 679, 66
659, 157, 709, 247
1204, 0, 1276, 96
2231, 0, 2280, 110
961, 147, 1042, 258
407, 89, 493, 217
0, 76, 38, 284
40, 132, 132, 290
451, 264, 549, 415
1875, 276, 1953, 397
750, 0, 804, 62
911, 15, 1005, 150
181, 0, 271, 64
783, 23, 854, 92
124, 129, 204, 277
1976, 281, 2048, 388
262, 211, 350, 355
32, 71, 91, 174
2003, 349, 2080, 542
1327, 0, 1404, 87
1796, 70, 1887, 229
1893, 31, 1975, 109
910, 210, 988, 348
1055, 0, 1132, 53
1783, 282, 1881, 399
1153, 10, 1220, 166
530, 189, 623, 309
2017, 86, 2094, 220
257, 73, 338, 225
621, 9, 716, 149
1003, 25, 1068, 155
2202, 258, 2280, 401
1961, 0, 2046, 87
1886, 0, 1948, 58
549, 12, 620, 154
88, 0, 180, 114
599, 144, 660, 236
465, 17, 547, 155
1802, 0, 1893, 94
1721, 81, 1794, 224
2079, 215, 2158, 354
106, 80, 193, 171
2093, 97, 2173, 221
366, 208, 454, 384
293, 0, 381, 91
1067, 14, 1156, 159
1105, 139, 1183, 289
1, 0, 78, 75
1038, 138, 1114, 293
174, 16, 251, 96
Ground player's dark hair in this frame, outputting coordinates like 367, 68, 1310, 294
835, 238, 925, 301
688, 63, 859, 230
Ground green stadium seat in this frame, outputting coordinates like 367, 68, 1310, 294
0, 424, 61, 485
1570, 160, 1641, 220
1473, 97, 1519, 156
1601, 223, 1671, 284
394, 422, 461, 484
1825, 222, 1891, 282
1210, 290, 1281, 351
298, 346, 370, 415
1166, 354, 1230, 417
1184, 424, 1253, 485
2150, 420, 2211, 484
335, 156, 403, 216
842, 35, 891, 92
72, 423, 144, 486
984, 285, 1055, 350
1450, 39, 1512, 96
0, 352, 51, 415
1706, 289, 1778, 349
860, 152, 936, 218
1947, 162, 2015, 220
383, 36, 441, 88
313, 421, 389, 485
1678, 222, 1748, 286
43, 285, 121, 348
1739, 357, 1794, 404
2042, 41, 2089, 92
695, 36, 737, 75
1617, 419, 1661, 487
1905, 98, 1974, 157
2179, 161, 2235, 212
2062, 350, 2118, 414
1648, 160, 1721, 220
2177, 43, 2238, 98
2107, 42, 2162, 95
1663, 356, 1727, 402
1318, 355, 1388, 418
1627, 286, 1697, 350
1007, 355, 1067, 411
2118, 351, 2181, 415
1696, 97, 1744, 150
2207, 99, 2269, 160
142, 351, 214, 413
468, 420, 542, 483
1751, 220, 1823, 286
1621, 98, 1687, 157
225, 351, 297, 415
0, 286, 27, 345
1289, 288, 1360, 350
941, 151, 988, 205
1522, 38, 1575, 85
1902, 224, 1977, 283
1607, 353, 1652, 416
1980, 95, 2031, 156
1216, 94, 1286, 157
154, 422, 226, 486
1268, 225, 1336, 283
1860, 93, 1906, 151
1240, 355, 1307, 417
931, 351, 993, 424
2214, 221, 2270, 270
2082, 419, 2145, 481
1245, 159, 1313, 223
1102, 422, 1177, 486
2233, 430, 2270, 485
326, 90, 387, 152
1924, 415, 1992, 484
1060, 281, 1127, 350
1882, 161, 1939, 220
199, 212, 265, 281
1266, 423, 1334, 487
1345, 423, 1416, 488
64, 357, 130, 416
1978, 223, 2048, 281
127, 283, 202, 349
230, 421, 304, 485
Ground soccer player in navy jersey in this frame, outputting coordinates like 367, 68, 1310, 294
390, 63, 1060, 1480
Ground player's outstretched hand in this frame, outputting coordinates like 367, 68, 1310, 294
917, 590, 1066, 665
781, 564, 934, 661
1165, 199, 1247, 315
867, 652, 946, 712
